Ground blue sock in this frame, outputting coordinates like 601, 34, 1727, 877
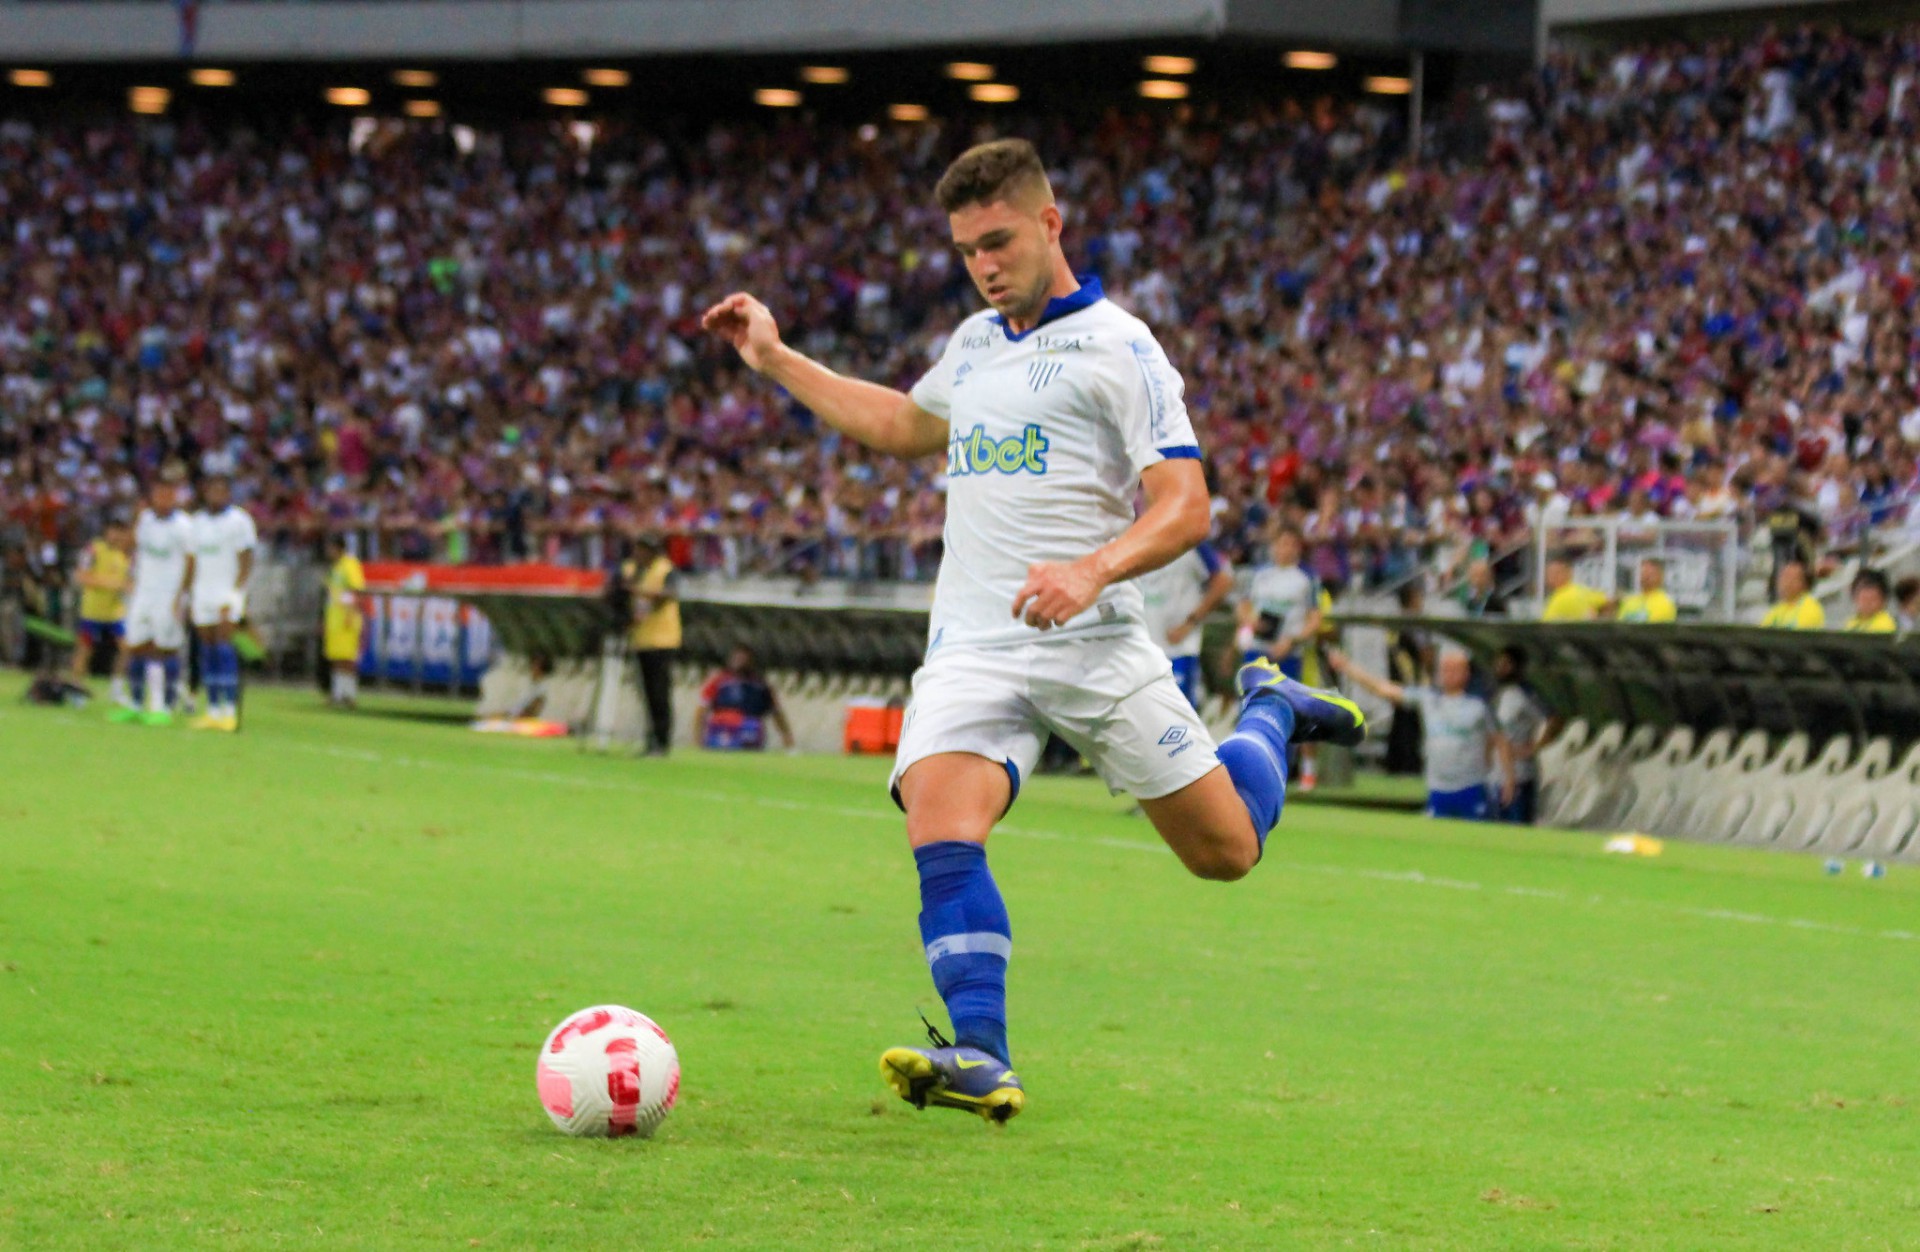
914, 841, 1011, 1065
1218, 694, 1294, 849
129, 662, 146, 706
213, 642, 239, 708
163, 656, 181, 708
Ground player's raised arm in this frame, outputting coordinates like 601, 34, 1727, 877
701, 292, 947, 458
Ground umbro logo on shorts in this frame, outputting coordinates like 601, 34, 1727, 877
1158, 727, 1186, 745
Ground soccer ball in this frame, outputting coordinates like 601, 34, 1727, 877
536, 1005, 680, 1138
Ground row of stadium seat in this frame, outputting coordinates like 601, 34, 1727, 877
1539, 723, 1920, 861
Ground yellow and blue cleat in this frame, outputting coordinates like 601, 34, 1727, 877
880, 1022, 1024, 1124
1236, 658, 1367, 747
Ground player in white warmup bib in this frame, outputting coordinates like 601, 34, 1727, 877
114, 472, 196, 726
702, 139, 1365, 1123
1140, 541, 1234, 708
187, 475, 258, 732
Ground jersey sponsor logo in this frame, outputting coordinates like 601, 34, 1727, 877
1128, 339, 1172, 441
1033, 334, 1084, 353
960, 330, 996, 350
946, 423, 1050, 477
1026, 360, 1064, 392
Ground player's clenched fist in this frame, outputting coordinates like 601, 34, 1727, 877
701, 292, 784, 373
1011, 559, 1104, 631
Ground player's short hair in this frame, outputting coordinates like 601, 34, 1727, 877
934, 139, 1052, 213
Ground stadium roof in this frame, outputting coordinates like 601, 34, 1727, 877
0, 0, 1540, 61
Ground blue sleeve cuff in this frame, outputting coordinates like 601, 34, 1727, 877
1195, 542, 1223, 575
1155, 445, 1202, 460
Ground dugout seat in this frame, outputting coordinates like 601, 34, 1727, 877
1551, 722, 1658, 829
1855, 742, 1920, 861
1548, 722, 1626, 828
1768, 736, 1857, 851
1728, 732, 1812, 847
1616, 726, 1698, 833
1650, 728, 1739, 837
1803, 738, 1894, 855
1581, 724, 1664, 830
1663, 730, 1772, 841
1534, 719, 1590, 826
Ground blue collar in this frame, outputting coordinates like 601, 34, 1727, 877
992, 275, 1104, 342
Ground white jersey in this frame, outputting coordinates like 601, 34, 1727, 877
130, 508, 195, 603
1406, 687, 1496, 793
1139, 543, 1225, 659
189, 505, 258, 596
1246, 564, 1318, 643
909, 279, 1200, 651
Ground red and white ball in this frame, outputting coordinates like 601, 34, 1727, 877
536, 1005, 680, 1138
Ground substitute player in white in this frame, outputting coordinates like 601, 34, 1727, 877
187, 474, 257, 731
702, 139, 1365, 1124
113, 471, 196, 726
1140, 540, 1233, 708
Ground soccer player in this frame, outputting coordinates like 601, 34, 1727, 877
71, 518, 133, 702
1489, 646, 1555, 824
1239, 528, 1323, 786
114, 473, 196, 726
1139, 539, 1233, 708
702, 138, 1365, 1123
1330, 648, 1514, 821
1239, 528, 1320, 677
186, 476, 257, 731
323, 533, 366, 708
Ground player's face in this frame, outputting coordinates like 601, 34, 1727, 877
203, 479, 231, 510
1439, 654, 1471, 693
1855, 584, 1885, 615
1271, 533, 1301, 566
948, 197, 1057, 326
1640, 562, 1662, 590
151, 483, 177, 515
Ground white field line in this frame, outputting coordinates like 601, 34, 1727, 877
284, 741, 1915, 945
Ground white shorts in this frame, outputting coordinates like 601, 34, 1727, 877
888, 630, 1220, 808
190, 588, 247, 629
123, 595, 186, 651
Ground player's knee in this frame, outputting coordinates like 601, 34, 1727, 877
1182, 836, 1258, 883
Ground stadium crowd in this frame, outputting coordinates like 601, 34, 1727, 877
4, 22, 1920, 610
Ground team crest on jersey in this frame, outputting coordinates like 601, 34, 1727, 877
1026, 360, 1064, 392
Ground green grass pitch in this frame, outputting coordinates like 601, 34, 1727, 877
2, 682, 1916, 1250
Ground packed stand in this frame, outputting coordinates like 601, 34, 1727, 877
4, 22, 1920, 626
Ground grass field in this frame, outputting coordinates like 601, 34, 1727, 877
3, 681, 1916, 1250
